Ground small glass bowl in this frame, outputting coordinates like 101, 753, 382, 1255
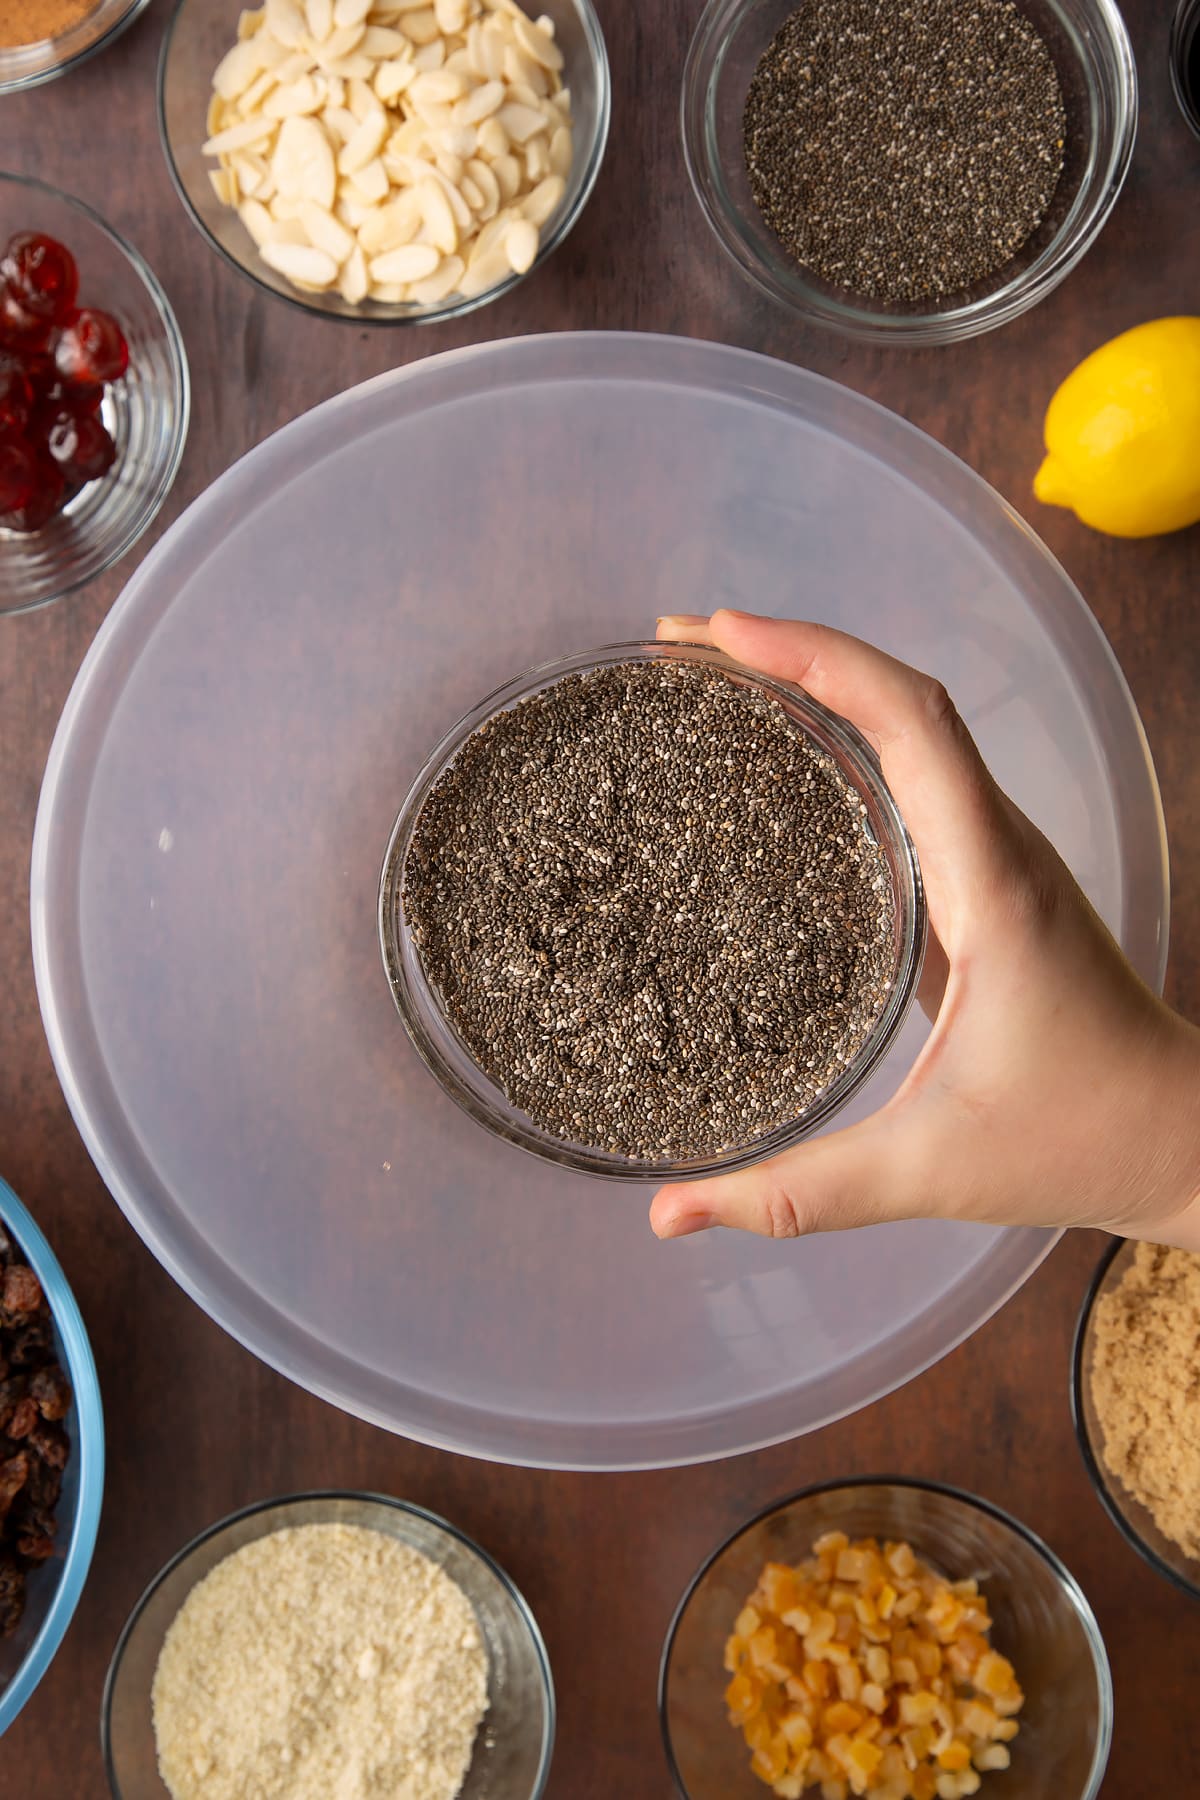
157, 0, 610, 326
1171, 0, 1200, 138
0, 174, 190, 617
0, 1176, 104, 1737
0, 0, 149, 96
102, 1490, 555, 1798
660, 1478, 1113, 1800
379, 641, 925, 1182
681, 0, 1137, 345
1071, 1238, 1200, 1601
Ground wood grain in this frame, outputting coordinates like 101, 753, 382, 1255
1, 0, 1198, 1793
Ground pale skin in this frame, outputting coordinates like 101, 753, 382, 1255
650, 611, 1200, 1250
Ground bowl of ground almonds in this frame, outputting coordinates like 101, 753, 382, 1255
380, 641, 925, 1180
660, 1478, 1113, 1800
102, 1490, 554, 1800
1072, 1239, 1200, 1601
681, 0, 1136, 345
0, 0, 150, 94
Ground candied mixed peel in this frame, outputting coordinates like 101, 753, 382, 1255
724, 1533, 1023, 1800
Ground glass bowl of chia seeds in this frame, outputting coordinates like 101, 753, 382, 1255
379, 641, 925, 1181
681, 0, 1137, 345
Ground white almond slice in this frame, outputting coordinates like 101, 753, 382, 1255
496, 101, 546, 144
409, 67, 464, 104
476, 115, 508, 158
272, 113, 337, 205
238, 7, 265, 39
263, 216, 310, 245
407, 247, 464, 299
269, 192, 307, 219
470, 207, 516, 259
374, 58, 415, 101
458, 242, 510, 297
317, 20, 366, 60
524, 132, 548, 182
357, 191, 422, 252
503, 45, 546, 97
238, 68, 282, 114
266, 0, 307, 46
336, 190, 380, 227
409, 96, 454, 132
552, 85, 570, 116
360, 23, 410, 54
262, 239, 339, 284
433, 0, 466, 32
513, 12, 562, 71
491, 150, 520, 201
459, 174, 483, 212
214, 38, 268, 102
443, 47, 474, 75
206, 93, 225, 138
322, 103, 361, 141
232, 152, 270, 195
410, 38, 445, 71
299, 198, 356, 259
346, 74, 377, 119
504, 216, 537, 273
454, 77, 503, 125
386, 118, 429, 157
548, 121, 571, 177
264, 74, 324, 117
416, 174, 459, 249
239, 197, 276, 245
338, 241, 370, 300
273, 48, 314, 80
368, 281, 409, 301
464, 156, 499, 217
474, 20, 505, 79
349, 156, 390, 202
522, 171, 564, 226
438, 123, 478, 158
338, 108, 388, 172
209, 167, 238, 206
333, 0, 372, 23
369, 242, 440, 282
304, 0, 333, 40
322, 73, 346, 106
203, 116, 277, 156
434, 149, 463, 184
400, 7, 439, 43
322, 52, 375, 77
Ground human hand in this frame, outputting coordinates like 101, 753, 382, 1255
650, 612, 1200, 1248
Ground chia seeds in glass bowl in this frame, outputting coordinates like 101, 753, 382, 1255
379, 643, 925, 1180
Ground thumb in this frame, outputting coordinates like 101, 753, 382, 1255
649, 1111, 930, 1240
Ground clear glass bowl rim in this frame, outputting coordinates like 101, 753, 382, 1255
0, 170, 191, 618
0, 0, 152, 96
1170, 0, 1200, 138
156, 0, 611, 328
679, 0, 1139, 346
657, 1474, 1114, 1800
379, 639, 926, 1182
1070, 1237, 1200, 1603
100, 1487, 557, 1797
0, 1174, 105, 1737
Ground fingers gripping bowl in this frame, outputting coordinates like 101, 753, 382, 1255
379, 641, 925, 1180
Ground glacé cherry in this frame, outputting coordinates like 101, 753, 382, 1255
54, 308, 128, 386
0, 234, 79, 324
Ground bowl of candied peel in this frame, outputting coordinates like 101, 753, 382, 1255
660, 1479, 1112, 1800
0, 172, 189, 615
0, 1175, 103, 1737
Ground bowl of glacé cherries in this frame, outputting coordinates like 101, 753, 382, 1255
0, 174, 189, 615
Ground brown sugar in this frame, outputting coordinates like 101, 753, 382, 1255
0, 0, 99, 51
1090, 1242, 1200, 1559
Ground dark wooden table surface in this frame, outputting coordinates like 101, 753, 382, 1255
1, 1, 1197, 1793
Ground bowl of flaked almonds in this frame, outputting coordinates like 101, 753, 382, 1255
157, 0, 610, 322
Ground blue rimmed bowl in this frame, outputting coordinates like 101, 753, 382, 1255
0, 1175, 104, 1736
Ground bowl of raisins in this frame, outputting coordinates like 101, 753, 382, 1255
0, 173, 190, 615
0, 1175, 103, 1737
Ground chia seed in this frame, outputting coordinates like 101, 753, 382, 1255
742, 0, 1067, 304
401, 660, 896, 1163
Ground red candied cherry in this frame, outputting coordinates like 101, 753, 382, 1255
0, 233, 79, 323
0, 452, 64, 532
0, 356, 32, 435
46, 410, 115, 484
54, 308, 128, 386
0, 287, 52, 354
0, 437, 39, 515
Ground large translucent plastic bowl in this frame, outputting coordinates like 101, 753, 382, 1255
0, 1177, 104, 1736
31, 334, 1168, 1471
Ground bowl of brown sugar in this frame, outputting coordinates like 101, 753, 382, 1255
0, 0, 150, 95
1072, 1239, 1200, 1601
380, 641, 925, 1180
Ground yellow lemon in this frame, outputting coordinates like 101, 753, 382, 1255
1034, 317, 1200, 537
